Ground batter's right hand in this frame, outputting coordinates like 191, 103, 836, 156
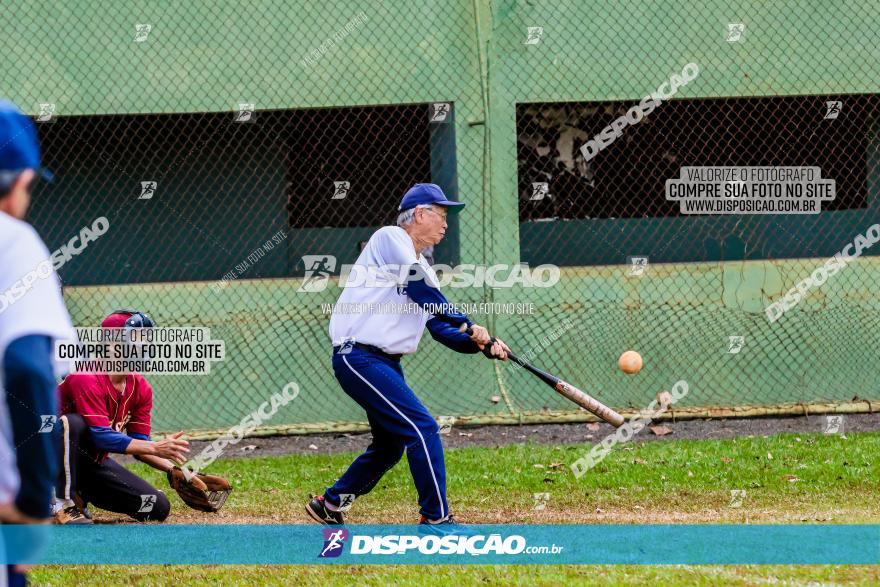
485, 338, 510, 361
152, 431, 189, 463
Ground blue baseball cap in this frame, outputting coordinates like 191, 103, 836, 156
0, 100, 53, 191
398, 183, 464, 212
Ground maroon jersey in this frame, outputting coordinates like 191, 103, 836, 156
58, 373, 153, 459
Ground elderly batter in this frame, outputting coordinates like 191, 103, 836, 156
306, 183, 509, 528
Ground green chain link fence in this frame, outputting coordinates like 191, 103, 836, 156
3, 1, 879, 436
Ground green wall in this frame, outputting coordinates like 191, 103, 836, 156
4, 1, 880, 431
5, 0, 491, 265
11, 0, 877, 269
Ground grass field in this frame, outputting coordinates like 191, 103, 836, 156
31, 430, 880, 586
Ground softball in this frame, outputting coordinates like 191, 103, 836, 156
618, 350, 643, 374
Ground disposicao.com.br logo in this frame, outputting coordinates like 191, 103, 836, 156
319, 528, 349, 558
318, 530, 563, 557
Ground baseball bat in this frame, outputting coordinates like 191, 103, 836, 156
462, 326, 625, 427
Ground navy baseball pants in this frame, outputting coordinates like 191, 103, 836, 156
324, 346, 449, 520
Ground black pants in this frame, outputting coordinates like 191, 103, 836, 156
55, 414, 170, 522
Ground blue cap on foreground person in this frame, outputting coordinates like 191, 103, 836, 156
0, 100, 53, 193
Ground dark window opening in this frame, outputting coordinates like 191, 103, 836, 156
517, 94, 874, 221
287, 104, 432, 228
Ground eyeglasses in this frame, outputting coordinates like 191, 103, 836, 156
421, 207, 448, 222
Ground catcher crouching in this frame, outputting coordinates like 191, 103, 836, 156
53, 310, 231, 524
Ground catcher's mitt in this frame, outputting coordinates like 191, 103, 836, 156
167, 466, 232, 513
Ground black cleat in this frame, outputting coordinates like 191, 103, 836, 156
305, 495, 345, 525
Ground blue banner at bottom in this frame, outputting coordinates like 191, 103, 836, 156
1, 525, 878, 565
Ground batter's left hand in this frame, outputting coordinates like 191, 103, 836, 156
467, 324, 492, 346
